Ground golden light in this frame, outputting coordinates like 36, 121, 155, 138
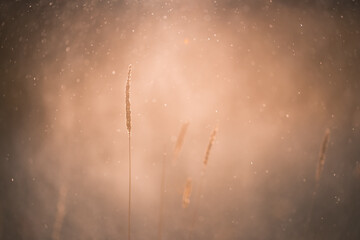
1, 1, 360, 240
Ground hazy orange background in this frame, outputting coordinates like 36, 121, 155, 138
1, 0, 360, 239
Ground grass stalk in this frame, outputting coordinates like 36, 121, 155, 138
307, 128, 330, 234
52, 185, 67, 240
158, 153, 167, 240
189, 127, 217, 240
126, 64, 132, 240
173, 122, 189, 163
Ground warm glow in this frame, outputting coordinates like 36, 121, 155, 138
1, 1, 360, 239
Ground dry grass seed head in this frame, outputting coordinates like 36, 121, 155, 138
182, 178, 192, 208
315, 128, 330, 183
203, 128, 218, 166
126, 64, 132, 134
173, 122, 189, 161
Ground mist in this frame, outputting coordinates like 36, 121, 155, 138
1, 0, 360, 239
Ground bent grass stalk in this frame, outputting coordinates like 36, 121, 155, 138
189, 127, 217, 240
126, 64, 132, 240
